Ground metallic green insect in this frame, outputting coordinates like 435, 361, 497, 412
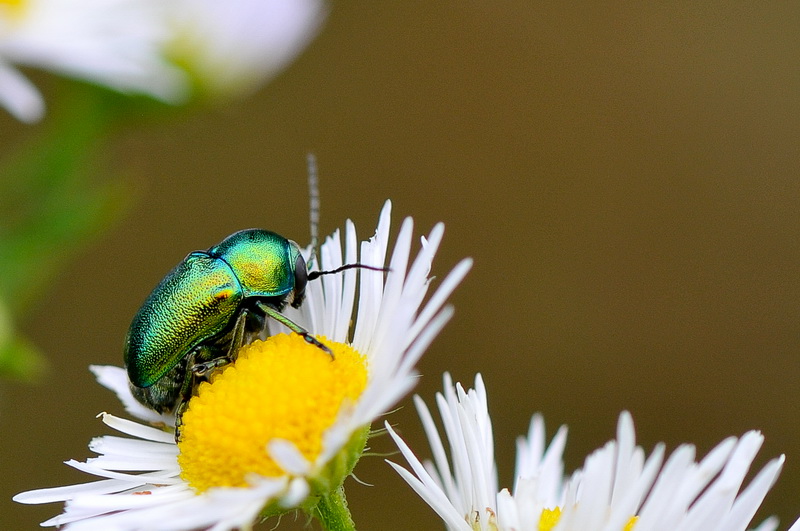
124, 157, 382, 438
124, 228, 381, 439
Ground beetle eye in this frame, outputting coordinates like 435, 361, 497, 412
291, 252, 308, 309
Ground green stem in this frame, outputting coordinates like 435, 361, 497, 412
314, 487, 356, 531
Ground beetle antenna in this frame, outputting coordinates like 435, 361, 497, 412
308, 263, 389, 281
307, 152, 320, 269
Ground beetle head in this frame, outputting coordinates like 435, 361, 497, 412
288, 240, 308, 309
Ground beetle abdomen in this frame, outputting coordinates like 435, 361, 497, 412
125, 252, 243, 388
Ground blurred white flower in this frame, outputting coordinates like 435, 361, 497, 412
0, 0, 326, 122
388, 374, 797, 531
0, 0, 186, 122
166, 0, 326, 97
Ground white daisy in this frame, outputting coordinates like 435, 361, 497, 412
14, 200, 472, 530
388, 373, 797, 531
165, 0, 326, 98
0, 0, 187, 122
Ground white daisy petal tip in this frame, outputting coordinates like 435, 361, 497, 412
90, 365, 174, 425
268, 439, 312, 476
0, 61, 45, 122
280, 478, 312, 509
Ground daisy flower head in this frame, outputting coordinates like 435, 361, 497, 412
14, 200, 473, 530
165, 0, 326, 98
0, 0, 187, 122
387, 373, 797, 531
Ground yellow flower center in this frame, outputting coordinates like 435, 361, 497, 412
538, 507, 561, 530
177, 333, 368, 493
0, 0, 25, 18
624, 517, 639, 531
538, 507, 638, 531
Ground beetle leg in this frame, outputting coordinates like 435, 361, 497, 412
174, 311, 255, 441
227, 307, 249, 356
255, 300, 333, 357
190, 310, 250, 376
176, 342, 233, 441
174, 398, 189, 442
174, 349, 202, 442
191, 357, 231, 376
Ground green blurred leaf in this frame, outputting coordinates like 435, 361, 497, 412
0, 301, 46, 381
0, 177, 131, 317
0, 81, 135, 318
0, 80, 147, 383
0, 334, 47, 382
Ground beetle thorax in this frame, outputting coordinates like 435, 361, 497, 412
211, 229, 295, 298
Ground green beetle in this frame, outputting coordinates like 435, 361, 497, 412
124, 228, 368, 437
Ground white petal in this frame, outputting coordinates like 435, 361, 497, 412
167, 0, 326, 95
0, 60, 44, 122
90, 366, 174, 425
267, 439, 311, 476
100, 413, 174, 444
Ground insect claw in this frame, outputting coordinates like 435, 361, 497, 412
301, 333, 334, 359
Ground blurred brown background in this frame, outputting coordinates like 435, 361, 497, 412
2, 2, 799, 529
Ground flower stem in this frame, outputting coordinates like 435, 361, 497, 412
314, 486, 356, 531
